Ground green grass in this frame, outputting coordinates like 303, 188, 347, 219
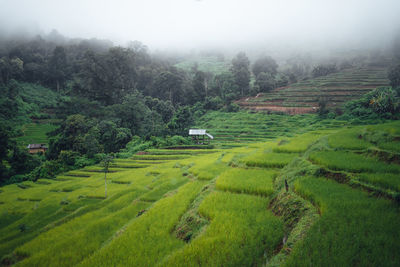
14, 192, 150, 266
356, 173, 400, 192
78, 181, 206, 267
140, 177, 188, 202
2, 118, 400, 266
377, 141, 400, 153
160, 191, 284, 266
287, 176, 400, 266
131, 154, 187, 160
216, 168, 277, 196
188, 153, 229, 180
194, 111, 348, 145
327, 128, 373, 150
145, 149, 218, 155
273, 132, 324, 152
309, 151, 400, 173
241, 152, 298, 168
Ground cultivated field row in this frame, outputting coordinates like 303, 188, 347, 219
1, 120, 399, 266
238, 67, 390, 113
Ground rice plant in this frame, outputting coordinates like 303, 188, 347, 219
77, 181, 205, 267
273, 132, 324, 153
216, 168, 277, 196
241, 152, 298, 168
160, 191, 284, 266
327, 128, 373, 150
287, 177, 400, 266
356, 173, 400, 192
189, 153, 229, 180
309, 151, 400, 173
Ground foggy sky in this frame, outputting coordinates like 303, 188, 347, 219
0, 0, 399, 51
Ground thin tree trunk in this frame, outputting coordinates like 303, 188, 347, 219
104, 171, 107, 198
205, 80, 208, 98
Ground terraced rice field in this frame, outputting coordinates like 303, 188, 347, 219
1, 120, 400, 266
16, 122, 58, 148
238, 67, 390, 114
193, 111, 347, 145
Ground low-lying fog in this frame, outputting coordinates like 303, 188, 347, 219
0, 0, 399, 54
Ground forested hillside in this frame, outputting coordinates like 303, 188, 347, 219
1, 31, 400, 186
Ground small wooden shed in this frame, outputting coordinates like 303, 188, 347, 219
27, 144, 48, 154
189, 129, 214, 144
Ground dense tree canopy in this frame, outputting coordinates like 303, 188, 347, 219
252, 56, 278, 77
312, 64, 337, 78
0, 32, 291, 185
255, 72, 276, 92
231, 52, 250, 97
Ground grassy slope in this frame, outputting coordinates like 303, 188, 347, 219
193, 110, 347, 145
1, 114, 400, 266
5, 81, 63, 148
16, 123, 57, 148
239, 67, 390, 112
288, 177, 400, 267
174, 56, 230, 75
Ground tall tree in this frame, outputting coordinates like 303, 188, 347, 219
151, 71, 183, 105
77, 47, 137, 105
231, 52, 250, 97
252, 56, 278, 77
48, 46, 67, 92
255, 72, 276, 92
192, 70, 207, 102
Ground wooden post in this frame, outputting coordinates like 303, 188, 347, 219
285, 179, 289, 192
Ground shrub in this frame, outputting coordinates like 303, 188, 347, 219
343, 87, 400, 120
224, 103, 240, 112
312, 64, 337, 78
28, 160, 64, 180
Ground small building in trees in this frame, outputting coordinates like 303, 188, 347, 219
189, 129, 214, 144
27, 144, 48, 154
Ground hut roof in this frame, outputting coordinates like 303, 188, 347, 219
189, 129, 206, 135
189, 129, 213, 139
27, 144, 47, 149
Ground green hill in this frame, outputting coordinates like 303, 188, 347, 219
1, 118, 400, 266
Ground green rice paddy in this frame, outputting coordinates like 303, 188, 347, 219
1, 116, 400, 266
